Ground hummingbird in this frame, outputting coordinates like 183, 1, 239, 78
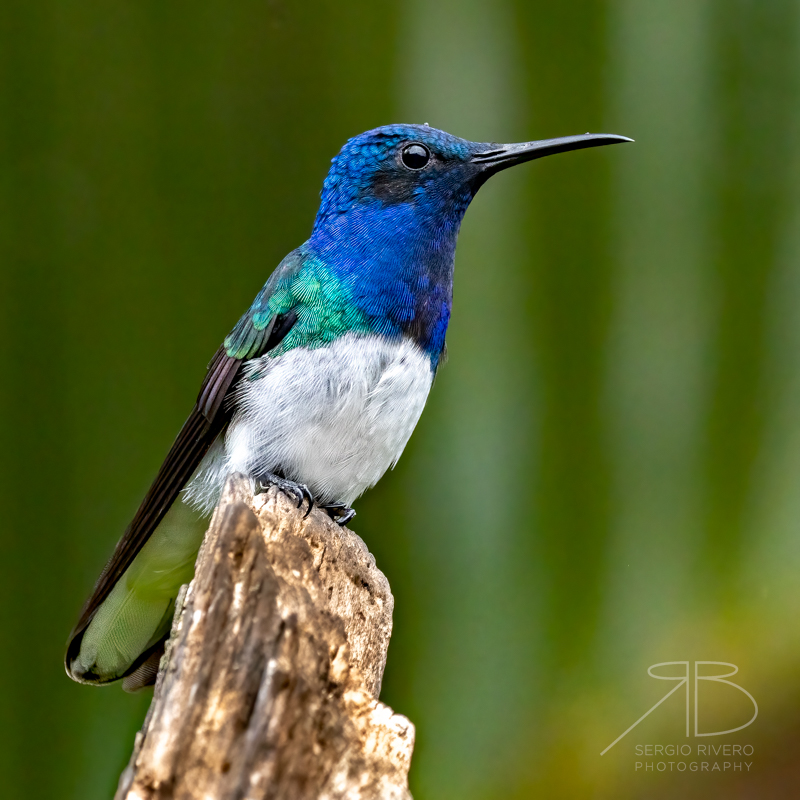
66, 123, 631, 690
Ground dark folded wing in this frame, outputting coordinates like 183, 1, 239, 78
66, 250, 305, 662
67, 347, 244, 649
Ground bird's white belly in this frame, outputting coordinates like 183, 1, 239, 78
185, 333, 434, 511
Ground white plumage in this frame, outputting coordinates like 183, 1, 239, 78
184, 333, 434, 513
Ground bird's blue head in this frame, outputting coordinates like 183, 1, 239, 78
305, 123, 630, 363
312, 123, 629, 236
315, 124, 478, 226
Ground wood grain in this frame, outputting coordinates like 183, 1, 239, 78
115, 474, 414, 800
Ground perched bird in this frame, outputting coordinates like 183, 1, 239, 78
66, 123, 631, 690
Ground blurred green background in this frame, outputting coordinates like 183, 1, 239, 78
3, 0, 800, 797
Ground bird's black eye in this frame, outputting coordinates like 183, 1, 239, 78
401, 143, 430, 170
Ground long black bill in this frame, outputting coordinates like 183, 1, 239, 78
471, 132, 633, 177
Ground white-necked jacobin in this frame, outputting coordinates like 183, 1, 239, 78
66, 123, 631, 689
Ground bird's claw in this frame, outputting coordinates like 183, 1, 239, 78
256, 473, 315, 517
321, 503, 356, 527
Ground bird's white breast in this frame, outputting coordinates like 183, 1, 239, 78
185, 333, 434, 511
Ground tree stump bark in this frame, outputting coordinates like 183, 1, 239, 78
115, 474, 414, 800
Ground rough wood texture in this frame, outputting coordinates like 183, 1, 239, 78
115, 474, 414, 800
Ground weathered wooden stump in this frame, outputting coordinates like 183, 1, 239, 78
115, 474, 414, 800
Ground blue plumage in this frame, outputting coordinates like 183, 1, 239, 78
308, 124, 482, 364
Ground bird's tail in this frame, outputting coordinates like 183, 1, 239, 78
66, 500, 207, 689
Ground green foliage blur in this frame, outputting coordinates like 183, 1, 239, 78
3, 1, 800, 797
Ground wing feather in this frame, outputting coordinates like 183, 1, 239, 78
66, 349, 241, 654
66, 250, 305, 668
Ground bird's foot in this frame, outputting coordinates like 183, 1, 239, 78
320, 503, 356, 527
256, 473, 314, 518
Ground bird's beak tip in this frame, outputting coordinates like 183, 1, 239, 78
471, 131, 633, 172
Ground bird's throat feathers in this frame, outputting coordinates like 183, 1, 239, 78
298, 208, 453, 365
304, 184, 468, 366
